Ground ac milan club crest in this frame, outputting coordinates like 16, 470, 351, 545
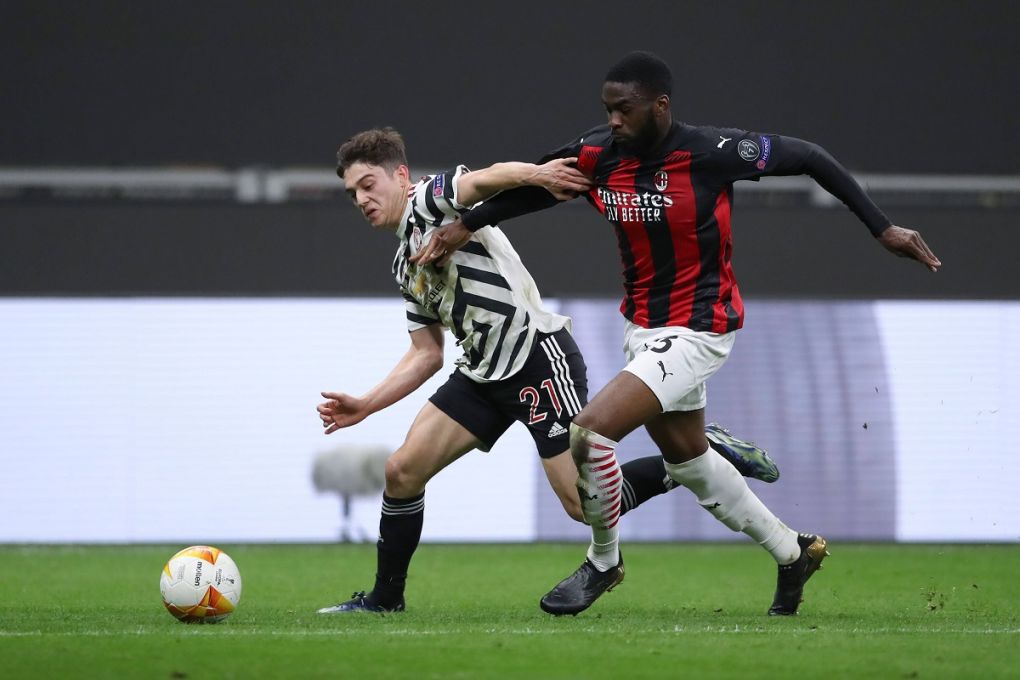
654, 170, 669, 192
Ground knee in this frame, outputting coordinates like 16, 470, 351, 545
568, 421, 616, 466
384, 452, 426, 497
571, 409, 599, 434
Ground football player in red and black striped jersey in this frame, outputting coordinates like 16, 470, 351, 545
414, 51, 939, 616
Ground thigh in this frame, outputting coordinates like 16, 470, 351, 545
573, 370, 663, 442
392, 401, 485, 487
623, 325, 735, 413
644, 408, 708, 464
429, 370, 515, 452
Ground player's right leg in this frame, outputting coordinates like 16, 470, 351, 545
539, 370, 665, 615
316, 401, 482, 614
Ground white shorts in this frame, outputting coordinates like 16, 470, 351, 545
622, 322, 735, 412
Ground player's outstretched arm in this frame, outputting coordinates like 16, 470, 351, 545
456, 157, 592, 207
317, 324, 444, 433
876, 225, 942, 272
412, 157, 590, 267
765, 137, 941, 272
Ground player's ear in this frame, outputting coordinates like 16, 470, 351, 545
655, 94, 670, 116
394, 164, 410, 183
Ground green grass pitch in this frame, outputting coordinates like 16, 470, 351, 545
1, 543, 1018, 679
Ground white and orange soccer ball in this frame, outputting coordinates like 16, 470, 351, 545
159, 546, 243, 623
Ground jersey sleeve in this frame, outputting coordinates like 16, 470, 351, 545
411, 165, 472, 227
703, 128, 782, 183
401, 288, 440, 332
707, 129, 891, 236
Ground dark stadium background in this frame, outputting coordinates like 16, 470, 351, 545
2, 1, 1017, 299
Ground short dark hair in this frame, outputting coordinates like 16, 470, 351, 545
604, 51, 672, 97
336, 127, 408, 178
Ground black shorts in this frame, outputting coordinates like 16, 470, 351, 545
428, 328, 588, 458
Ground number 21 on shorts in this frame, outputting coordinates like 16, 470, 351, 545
518, 379, 563, 424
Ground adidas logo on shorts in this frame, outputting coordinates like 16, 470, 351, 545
547, 422, 568, 438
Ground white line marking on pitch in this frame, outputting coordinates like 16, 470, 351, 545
2, 627, 1019, 637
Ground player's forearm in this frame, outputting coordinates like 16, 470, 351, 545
361, 348, 443, 414
461, 186, 560, 232
774, 137, 891, 236
456, 162, 544, 206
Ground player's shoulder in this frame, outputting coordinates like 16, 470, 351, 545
575, 124, 613, 147
680, 123, 753, 151
541, 124, 610, 163
414, 165, 467, 191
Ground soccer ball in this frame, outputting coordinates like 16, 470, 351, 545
159, 546, 242, 623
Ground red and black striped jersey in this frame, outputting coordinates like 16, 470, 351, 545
462, 121, 890, 333
550, 122, 818, 332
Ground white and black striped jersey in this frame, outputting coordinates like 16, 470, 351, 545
392, 165, 569, 383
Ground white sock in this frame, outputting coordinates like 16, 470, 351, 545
664, 447, 800, 564
570, 423, 623, 571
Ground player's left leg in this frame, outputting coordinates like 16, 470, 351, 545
540, 431, 777, 525
317, 401, 482, 614
648, 408, 828, 616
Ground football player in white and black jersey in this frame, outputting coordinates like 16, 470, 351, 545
315, 127, 779, 614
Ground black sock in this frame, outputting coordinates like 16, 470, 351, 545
618, 441, 740, 514
369, 491, 424, 607
619, 456, 674, 515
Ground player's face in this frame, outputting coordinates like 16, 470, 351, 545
343, 162, 409, 230
602, 81, 669, 153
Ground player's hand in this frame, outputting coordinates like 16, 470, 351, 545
409, 219, 472, 267
877, 225, 941, 272
317, 391, 370, 433
528, 157, 593, 200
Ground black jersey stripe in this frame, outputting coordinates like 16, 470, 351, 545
723, 300, 740, 332
461, 241, 491, 258
497, 311, 530, 380
423, 183, 446, 227
442, 168, 460, 208
407, 311, 438, 326
450, 281, 518, 342
448, 277, 519, 380
467, 319, 491, 369
480, 307, 515, 380
455, 264, 512, 290
407, 194, 421, 240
